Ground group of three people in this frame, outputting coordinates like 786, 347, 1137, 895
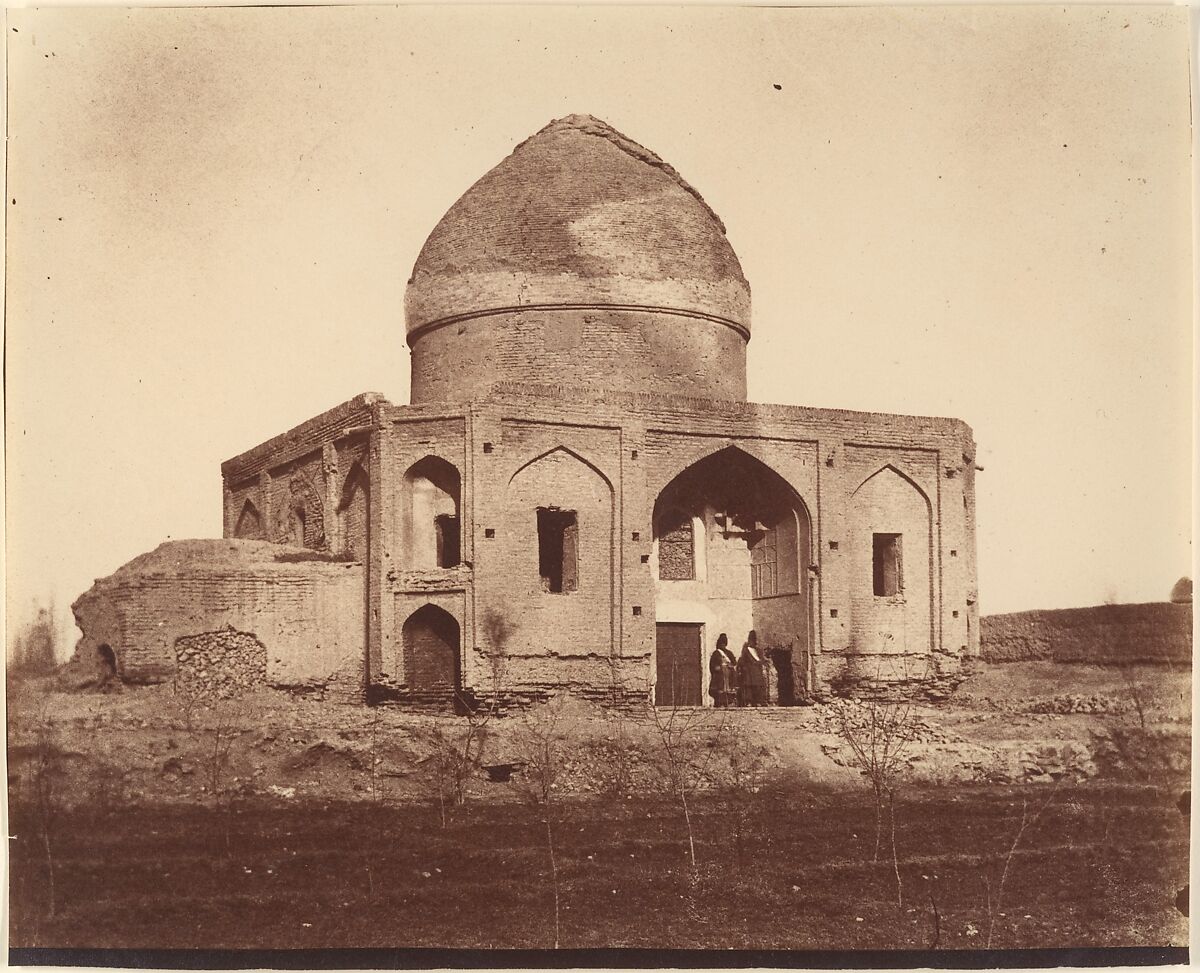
708, 630, 769, 707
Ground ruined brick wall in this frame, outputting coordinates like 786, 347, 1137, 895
222, 393, 380, 557
981, 603, 1193, 665
71, 540, 365, 700
410, 309, 747, 404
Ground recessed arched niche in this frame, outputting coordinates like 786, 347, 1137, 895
401, 456, 462, 570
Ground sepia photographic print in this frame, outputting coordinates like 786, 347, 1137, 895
4, 3, 1194, 966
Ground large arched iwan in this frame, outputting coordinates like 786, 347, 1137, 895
651, 445, 813, 705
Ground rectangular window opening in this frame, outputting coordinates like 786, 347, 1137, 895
537, 507, 578, 593
434, 514, 461, 569
872, 533, 903, 597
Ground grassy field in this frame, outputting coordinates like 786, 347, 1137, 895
8, 781, 1188, 950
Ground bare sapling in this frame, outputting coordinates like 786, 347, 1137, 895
833, 660, 925, 908
649, 680, 728, 874
364, 706, 385, 900
980, 782, 1059, 948
720, 719, 769, 867
28, 698, 61, 917
512, 693, 580, 949
199, 698, 243, 855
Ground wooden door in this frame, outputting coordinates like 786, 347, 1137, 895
655, 623, 702, 707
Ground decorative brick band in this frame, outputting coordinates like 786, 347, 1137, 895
406, 303, 752, 347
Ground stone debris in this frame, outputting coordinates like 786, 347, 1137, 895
1024, 693, 1126, 715
175, 630, 267, 699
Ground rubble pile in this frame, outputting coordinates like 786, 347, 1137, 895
806, 700, 956, 745
1024, 693, 1125, 715
175, 629, 266, 699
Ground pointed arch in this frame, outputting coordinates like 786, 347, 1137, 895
401, 603, 460, 692
651, 444, 814, 706
233, 499, 264, 540
852, 463, 931, 510
509, 444, 614, 493
849, 462, 935, 656
501, 440, 616, 657
337, 461, 370, 559
402, 455, 462, 569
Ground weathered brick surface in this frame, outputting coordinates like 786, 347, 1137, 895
981, 603, 1192, 665
71, 540, 365, 699
406, 115, 750, 405
80, 116, 981, 708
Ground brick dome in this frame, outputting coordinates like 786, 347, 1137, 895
405, 114, 751, 343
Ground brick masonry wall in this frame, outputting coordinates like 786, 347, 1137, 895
71, 540, 365, 700
206, 379, 977, 703
980, 603, 1193, 665
409, 308, 747, 405
371, 381, 977, 700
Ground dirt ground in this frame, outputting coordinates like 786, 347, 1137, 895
5, 660, 1191, 950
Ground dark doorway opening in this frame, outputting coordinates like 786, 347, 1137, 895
655, 622, 702, 707
96, 644, 117, 682
537, 508, 578, 593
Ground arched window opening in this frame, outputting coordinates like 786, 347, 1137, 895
750, 521, 778, 597
403, 457, 461, 570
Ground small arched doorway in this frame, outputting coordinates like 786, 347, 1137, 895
96, 643, 118, 683
401, 605, 460, 693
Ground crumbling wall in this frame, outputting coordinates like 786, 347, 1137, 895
71, 539, 365, 700
981, 603, 1193, 665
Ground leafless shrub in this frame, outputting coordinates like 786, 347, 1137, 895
172, 672, 206, 731
648, 688, 727, 873
719, 719, 770, 867
979, 784, 1059, 948
27, 699, 62, 917
192, 697, 246, 855
832, 660, 926, 908
511, 693, 578, 805
510, 694, 582, 949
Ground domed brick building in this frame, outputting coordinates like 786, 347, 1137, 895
73, 115, 980, 705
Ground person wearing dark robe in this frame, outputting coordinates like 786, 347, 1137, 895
738, 630, 768, 706
708, 633, 738, 707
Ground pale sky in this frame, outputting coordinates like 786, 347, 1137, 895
5, 5, 1194, 655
